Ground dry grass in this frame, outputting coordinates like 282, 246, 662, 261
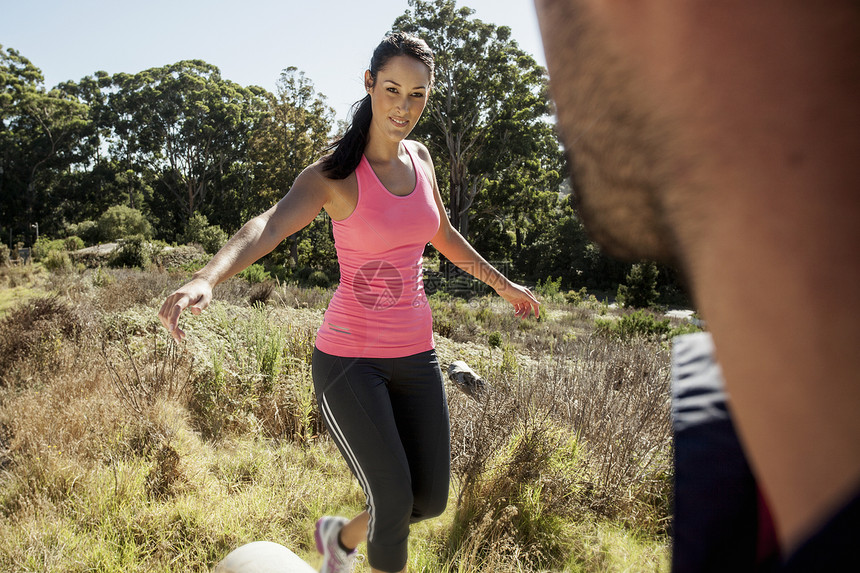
0, 263, 47, 314
439, 333, 671, 571
0, 267, 681, 572
0, 295, 86, 388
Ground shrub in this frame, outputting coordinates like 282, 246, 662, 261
92, 266, 114, 288
0, 296, 82, 386
151, 244, 208, 271
428, 295, 481, 343
307, 270, 330, 288
43, 250, 74, 273
97, 205, 153, 241
66, 220, 99, 244
189, 355, 233, 441
564, 287, 593, 307
596, 309, 703, 341
267, 264, 291, 283
180, 212, 228, 254
182, 304, 322, 442
238, 264, 270, 284
292, 266, 313, 285
109, 235, 151, 269
100, 334, 194, 415
453, 423, 580, 570
10, 242, 24, 262
31, 237, 68, 262
487, 331, 503, 349
535, 275, 563, 303
668, 320, 705, 338
434, 317, 454, 338
63, 236, 85, 252
269, 281, 333, 310
617, 261, 660, 309
145, 443, 183, 500
0, 243, 9, 266
247, 281, 276, 306
595, 310, 672, 341
430, 290, 452, 303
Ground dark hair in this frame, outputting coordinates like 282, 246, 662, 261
321, 32, 434, 179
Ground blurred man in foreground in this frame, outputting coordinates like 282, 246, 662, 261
534, 1, 860, 570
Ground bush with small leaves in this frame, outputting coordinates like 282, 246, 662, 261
0, 296, 82, 386
307, 270, 330, 288
535, 275, 563, 303
180, 212, 228, 254
238, 263, 270, 284
617, 261, 660, 309
63, 236, 84, 252
97, 205, 153, 242
595, 310, 672, 341
65, 220, 99, 244
43, 250, 74, 273
564, 287, 592, 307
109, 235, 151, 269
31, 237, 67, 262
0, 243, 10, 266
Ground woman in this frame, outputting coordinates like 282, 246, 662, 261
158, 32, 539, 573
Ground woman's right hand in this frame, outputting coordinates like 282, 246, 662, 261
158, 277, 214, 342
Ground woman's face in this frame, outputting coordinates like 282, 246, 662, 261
366, 55, 431, 144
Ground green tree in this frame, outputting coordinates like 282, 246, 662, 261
52, 72, 142, 226
515, 191, 639, 292
517, 196, 589, 287
248, 68, 333, 214
468, 130, 563, 265
393, 0, 563, 250
97, 204, 153, 241
617, 261, 660, 309
180, 212, 227, 254
0, 46, 91, 242
246, 68, 334, 268
107, 61, 266, 238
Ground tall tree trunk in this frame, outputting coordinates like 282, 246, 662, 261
449, 158, 468, 236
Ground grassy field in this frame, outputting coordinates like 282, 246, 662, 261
0, 261, 694, 572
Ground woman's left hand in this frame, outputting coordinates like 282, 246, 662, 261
497, 281, 540, 319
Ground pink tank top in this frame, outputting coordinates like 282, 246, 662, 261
315, 143, 441, 358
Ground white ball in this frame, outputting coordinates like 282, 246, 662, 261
213, 541, 316, 573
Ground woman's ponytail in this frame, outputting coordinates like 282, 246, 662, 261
321, 95, 373, 180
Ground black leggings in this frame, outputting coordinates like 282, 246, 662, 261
312, 347, 451, 572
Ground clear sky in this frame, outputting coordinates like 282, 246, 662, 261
1, 0, 546, 122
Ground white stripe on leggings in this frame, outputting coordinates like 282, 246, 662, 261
321, 393, 377, 540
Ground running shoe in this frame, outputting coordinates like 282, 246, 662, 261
315, 516, 357, 573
